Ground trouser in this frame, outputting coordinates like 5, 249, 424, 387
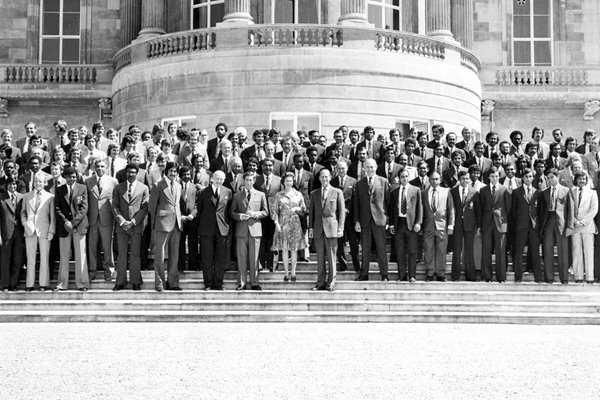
394, 218, 418, 280
154, 227, 182, 289
482, 227, 506, 282
200, 233, 228, 289
451, 227, 476, 281
542, 214, 569, 283
423, 230, 447, 278
25, 236, 50, 288
473, 233, 482, 271
57, 231, 89, 289
359, 221, 388, 277
1, 235, 24, 289
315, 235, 338, 288
572, 232, 594, 281
513, 226, 541, 282
116, 231, 143, 286
259, 217, 275, 270
594, 233, 600, 282
344, 218, 361, 272
178, 220, 199, 271
236, 235, 261, 286
87, 222, 114, 275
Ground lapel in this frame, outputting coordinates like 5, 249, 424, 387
162, 180, 174, 203
91, 176, 100, 198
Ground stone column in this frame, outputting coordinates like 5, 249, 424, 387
220, 0, 254, 25
426, 0, 453, 40
451, 0, 474, 49
120, 0, 141, 47
338, 0, 370, 25
138, 0, 166, 39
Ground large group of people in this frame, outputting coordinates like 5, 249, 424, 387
0, 120, 598, 294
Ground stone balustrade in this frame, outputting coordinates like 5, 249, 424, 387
2, 64, 112, 84
495, 68, 589, 86
113, 49, 131, 73
248, 25, 343, 47
375, 32, 445, 60
146, 30, 217, 58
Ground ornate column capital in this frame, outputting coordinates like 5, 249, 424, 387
99, 98, 112, 119
219, 0, 254, 25
584, 100, 600, 121
0, 98, 8, 118
481, 99, 495, 119
338, 0, 372, 26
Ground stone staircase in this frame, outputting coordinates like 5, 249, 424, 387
1, 255, 599, 324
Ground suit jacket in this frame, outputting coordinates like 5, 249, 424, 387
511, 185, 541, 230
254, 174, 282, 213
209, 156, 231, 174
274, 151, 295, 173
409, 176, 431, 191
309, 186, 345, 239
347, 161, 364, 180
479, 184, 511, 233
568, 186, 598, 234
539, 184, 570, 235
353, 175, 390, 227
292, 168, 313, 207
441, 166, 467, 189
450, 185, 480, 232
331, 175, 356, 219
148, 179, 183, 232
116, 168, 147, 185
388, 184, 422, 231
55, 182, 89, 237
464, 156, 492, 173
106, 157, 127, 178
0, 191, 24, 240
376, 161, 403, 189
500, 176, 522, 194
223, 172, 243, 193
230, 187, 268, 237
180, 180, 199, 218
95, 136, 114, 154
20, 189, 55, 238
45, 176, 66, 196
18, 170, 52, 194
426, 156, 451, 176
344, 143, 359, 163
112, 180, 149, 235
197, 185, 232, 237
414, 146, 434, 161
399, 154, 422, 168
581, 152, 600, 186
545, 156, 568, 171
85, 175, 118, 227
357, 140, 383, 162
576, 144, 590, 155
303, 162, 325, 181
456, 140, 475, 158
533, 174, 549, 191
421, 186, 454, 234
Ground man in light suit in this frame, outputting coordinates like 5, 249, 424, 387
255, 159, 282, 271
309, 169, 345, 291
511, 168, 542, 283
388, 170, 423, 282
353, 158, 390, 281
581, 134, 600, 187
91, 122, 114, 154
112, 163, 149, 291
568, 172, 598, 283
421, 172, 455, 281
178, 166, 199, 272
54, 166, 89, 291
85, 158, 118, 282
479, 167, 511, 283
149, 161, 183, 292
197, 170, 232, 290
449, 171, 480, 281
331, 160, 359, 272
230, 172, 269, 291
21, 175, 55, 290
0, 177, 25, 291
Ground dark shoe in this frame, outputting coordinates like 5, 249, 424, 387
337, 267, 347, 272
132, 284, 141, 291
79, 287, 88, 292
436, 276, 446, 282
251, 285, 263, 291
213, 287, 225, 291
409, 277, 416, 283
312, 286, 326, 291
39, 287, 46, 292
398, 275, 408, 282
575, 280, 583, 284
168, 286, 183, 291
291, 276, 296, 282
104, 270, 112, 282
112, 285, 124, 291
327, 286, 335, 292
25, 287, 34, 292
298, 257, 309, 263
425, 276, 434, 282
354, 276, 368, 281
560, 280, 568, 285
155, 286, 164, 292
284, 276, 290, 282
587, 281, 594, 284
204, 287, 211, 291
381, 275, 389, 282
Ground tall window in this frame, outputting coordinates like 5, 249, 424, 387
192, 0, 225, 29
513, 0, 552, 66
40, 0, 81, 64
368, 0, 419, 33
270, 113, 321, 137
272, 0, 320, 24
161, 116, 197, 129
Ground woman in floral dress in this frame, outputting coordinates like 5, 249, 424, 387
272, 172, 307, 282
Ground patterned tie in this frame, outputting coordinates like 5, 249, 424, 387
550, 187, 556, 211
368, 177, 373, 196
128, 183, 132, 203
246, 188, 251, 202
11, 193, 16, 208
491, 184, 496, 201
401, 186, 407, 214
526, 186, 530, 202
431, 188, 437, 212
462, 187, 467, 206
34, 191, 41, 212
170, 180, 174, 196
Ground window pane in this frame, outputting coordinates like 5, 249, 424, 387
368, 4, 383, 28
298, 0, 319, 24
192, 7, 201, 29
514, 41, 531, 65
63, 13, 80, 35
402, 0, 419, 33
513, 0, 530, 15
63, 0, 80, 12
195, 6, 208, 28
210, 3, 224, 26
513, 15, 530, 38
43, 12, 60, 35
533, 15, 550, 38
274, 0, 294, 23
62, 38, 80, 63
384, 6, 400, 30
297, 115, 320, 133
43, 0, 60, 12
272, 118, 294, 137
533, 0, 550, 15
534, 41, 551, 65
194, 0, 207, 4
41, 38, 60, 63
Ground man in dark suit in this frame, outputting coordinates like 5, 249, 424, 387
348, 147, 368, 180
112, 163, 149, 291
274, 137, 296, 173
426, 124, 445, 149
18, 156, 52, 194
85, 158, 118, 281
388, 170, 422, 282
0, 128, 23, 166
254, 159, 282, 271
377, 146, 402, 190
178, 166, 199, 272
304, 146, 325, 188
546, 142, 567, 171
415, 132, 434, 161
206, 122, 228, 162
331, 160, 359, 272
442, 149, 467, 188
479, 167, 511, 283
456, 127, 476, 160
464, 141, 492, 175
0, 177, 24, 291
450, 171, 481, 281
356, 126, 383, 163
426, 144, 451, 177
230, 172, 269, 291
208, 139, 233, 174
511, 168, 542, 283
149, 161, 183, 292
54, 166, 89, 291
309, 169, 345, 292
409, 161, 431, 190
197, 170, 232, 290
353, 159, 390, 281
240, 129, 266, 167
0, 160, 19, 194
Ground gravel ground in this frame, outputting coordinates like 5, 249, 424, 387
0, 323, 599, 400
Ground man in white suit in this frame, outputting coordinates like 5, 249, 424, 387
21, 174, 55, 290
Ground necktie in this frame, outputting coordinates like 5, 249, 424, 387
266, 176, 270, 194
462, 187, 467, 206
284, 154, 288, 168
321, 189, 327, 208
408, 156, 413, 166
170, 180, 174, 196
368, 177, 373, 196
111, 158, 115, 177
554, 158, 559, 169
340, 177, 345, 189
295, 170, 301, 188
550, 187, 556, 211
388, 164, 392, 179
478, 158, 482, 168
526, 186, 530, 202
224, 157, 228, 171
508, 179, 513, 191
128, 183, 132, 202
183, 182, 187, 197
97, 178, 102, 194
23, 138, 29, 153
215, 140, 221, 158
431, 188, 437, 212
34, 191, 41, 212
11, 193, 15, 208
258, 145, 264, 161
579, 187, 583, 208
215, 187, 219, 200
69, 185, 73, 204
246, 188, 251, 202
360, 163, 365, 179
491, 185, 496, 200
401, 186, 407, 214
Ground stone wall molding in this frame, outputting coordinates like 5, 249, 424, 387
481, 99, 495, 118
99, 97, 113, 119
0, 98, 8, 118
584, 100, 600, 121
